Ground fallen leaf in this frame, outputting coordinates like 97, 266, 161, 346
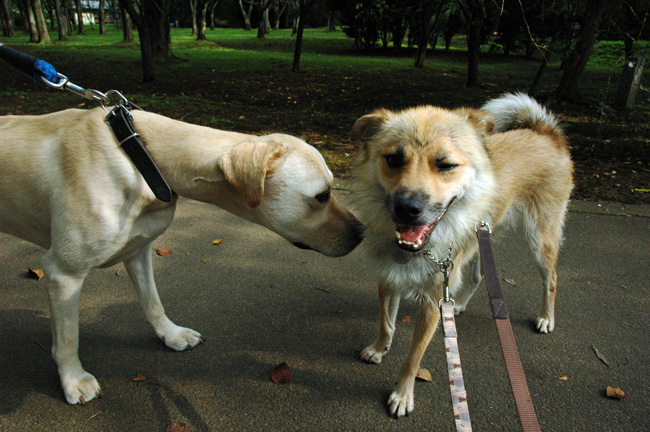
606, 386, 625, 400
165, 423, 192, 432
503, 278, 517, 286
132, 373, 146, 382
416, 368, 432, 382
401, 315, 411, 322
156, 248, 173, 256
271, 362, 293, 384
28, 268, 44, 281
115, 269, 122, 277
212, 239, 222, 245
558, 376, 569, 381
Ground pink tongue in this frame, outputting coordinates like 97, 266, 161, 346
398, 225, 428, 243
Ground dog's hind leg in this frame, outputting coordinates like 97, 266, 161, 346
124, 244, 204, 350
527, 203, 567, 334
360, 281, 400, 364
43, 255, 102, 405
388, 299, 440, 417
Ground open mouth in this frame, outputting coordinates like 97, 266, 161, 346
394, 205, 451, 252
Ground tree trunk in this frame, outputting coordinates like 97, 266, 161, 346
326, 11, 336, 32
554, 0, 610, 102
292, 0, 306, 72
32, 0, 51, 43
120, 5, 133, 41
75, 0, 84, 34
466, 0, 483, 87
54, 0, 67, 40
257, 7, 269, 38
414, 0, 434, 68
196, 0, 208, 40
23, 0, 39, 42
237, 0, 252, 30
0, 0, 15, 37
190, 0, 197, 36
208, 0, 219, 30
98, 0, 105, 34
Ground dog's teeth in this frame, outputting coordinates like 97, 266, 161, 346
395, 231, 401, 240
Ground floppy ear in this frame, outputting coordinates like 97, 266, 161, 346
217, 138, 288, 208
350, 108, 391, 144
454, 108, 495, 135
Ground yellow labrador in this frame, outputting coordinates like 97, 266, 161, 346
0, 107, 362, 404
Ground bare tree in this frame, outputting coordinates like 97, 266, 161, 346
99, 0, 106, 34
119, 0, 178, 81
292, 0, 316, 72
238, 0, 253, 30
54, 0, 67, 40
554, 0, 612, 101
0, 0, 15, 37
75, 0, 85, 34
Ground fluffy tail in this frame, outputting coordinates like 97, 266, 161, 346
481, 93, 563, 137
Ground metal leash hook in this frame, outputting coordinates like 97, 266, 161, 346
432, 242, 472, 431
40, 72, 111, 105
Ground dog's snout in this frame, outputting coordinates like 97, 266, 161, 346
392, 195, 425, 224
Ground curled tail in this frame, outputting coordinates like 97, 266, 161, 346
481, 93, 563, 137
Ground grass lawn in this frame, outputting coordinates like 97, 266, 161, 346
1, 27, 648, 204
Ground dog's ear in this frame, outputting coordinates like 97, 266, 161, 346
350, 109, 390, 143
217, 138, 288, 208
454, 108, 495, 135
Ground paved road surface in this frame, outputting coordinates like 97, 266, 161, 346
1, 190, 648, 431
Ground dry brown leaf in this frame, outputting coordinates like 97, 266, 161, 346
165, 423, 192, 432
606, 386, 626, 400
558, 376, 569, 381
132, 373, 146, 382
271, 362, 293, 384
156, 248, 173, 256
212, 239, 222, 245
28, 268, 44, 281
416, 368, 433, 382
401, 315, 411, 322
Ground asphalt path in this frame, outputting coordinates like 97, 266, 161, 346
1, 189, 648, 431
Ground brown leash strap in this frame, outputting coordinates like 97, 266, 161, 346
476, 227, 541, 432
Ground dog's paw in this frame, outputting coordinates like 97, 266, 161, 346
454, 303, 467, 315
536, 316, 555, 333
360, 343, 388, 364
61, 371, 103, 405
160, 325, 204, 351
388, 389, 414, 418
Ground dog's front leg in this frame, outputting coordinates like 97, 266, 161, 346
124, 245, 204, 350
360, 281, 400, 364
44, 261, 102, 405
388, 300, 440, 418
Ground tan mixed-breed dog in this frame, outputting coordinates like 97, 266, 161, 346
350, 93, 573, 417
0, 107, 362, 404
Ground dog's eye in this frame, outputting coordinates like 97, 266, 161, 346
384, 153, 405, 169
437, 160, 458, 172
315, 190, 331, 204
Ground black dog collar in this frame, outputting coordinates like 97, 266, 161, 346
105, 103, 173, 202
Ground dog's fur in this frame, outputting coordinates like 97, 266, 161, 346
0, 107, 362, 404
350, 93, 573, 417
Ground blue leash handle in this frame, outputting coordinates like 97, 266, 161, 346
0, 42, 60, 84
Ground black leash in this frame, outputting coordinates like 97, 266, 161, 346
476, 222, 541, 432
0, 42, 173, 202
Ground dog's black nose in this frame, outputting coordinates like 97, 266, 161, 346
393, 195, 424, 223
